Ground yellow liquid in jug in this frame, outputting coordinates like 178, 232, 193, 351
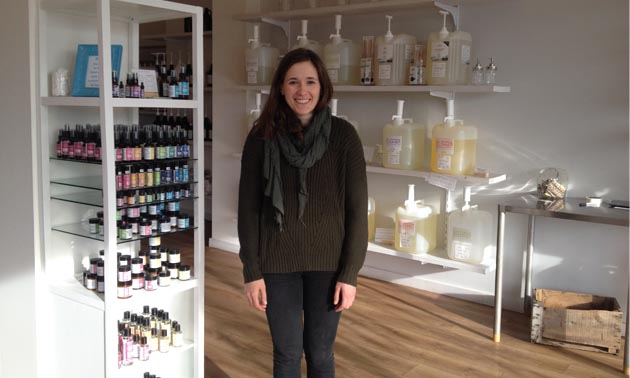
430, 139, 476, 175
368, 211, 375, 241
382, 126, 425, 170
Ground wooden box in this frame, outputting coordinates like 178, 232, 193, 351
531, 288, 622, 354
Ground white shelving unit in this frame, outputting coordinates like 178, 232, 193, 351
37, 0, 204, 377
229, 0, 510, 275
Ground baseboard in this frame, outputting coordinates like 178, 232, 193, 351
208, 238, 239, 254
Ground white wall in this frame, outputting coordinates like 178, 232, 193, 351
211, 0, 628, 318
0, 0, 39, 377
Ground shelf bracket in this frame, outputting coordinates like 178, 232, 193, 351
434, 1, 459, 31
261, 17, 291, 43
430, 90, 456, 120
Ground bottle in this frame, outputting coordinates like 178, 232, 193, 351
430, 117, 477, 175
447, 187, 493, 264
178, 66, 189, 99
382, 100, 425, 170
171, 323, 183, 347
394, 184, 437, 254
245, 92, 262, 139
426, 10, 472, 85
291, 19, 322, 56
367, 197, 376, 241
118, 81, 125, 98
360, 36, 375, 85
471, 58, 484, 85
245, 24, 279, 85
159, 329, 170, 353
330, 98, 358, 132
323, 15, 360, 85
112, 71, 118, 97
485, 57, 497, 84
169, 68, 179, 99
374, 15, 417, 86
408, 44, 425, 85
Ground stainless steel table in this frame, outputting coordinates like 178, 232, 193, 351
493, 195, 629, 375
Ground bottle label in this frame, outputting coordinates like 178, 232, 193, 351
246, 57, 259, 72
435, 138, 454, 155
398, 219, 416, 249
431, 61, 447, 78
68, 144, 75, 158
385, 136, 402, 165
430, 41, 449, 61
86, 142, 95, 158
162, 82, 170, 96
360, 58, 374, 85
325, 53, 341, 69
247, 71, 257, 84
452, 227, 473, 260
134, 147, 142, 161
378, 63, 392, 80
125, 147, 134, 161
56, 142, 62, 157
377, 45, 393, 63
461, 45, 471, 65
169, 84, 177, 98
327, 69, 339, 83
95, 147, 101, 160
61, 140, 69, 156
74, 141, 84, 158
437, 155, 452, 170
115, 148, 123, 161
179, 82, 189, 96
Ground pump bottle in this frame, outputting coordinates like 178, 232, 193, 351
394, 184, 437, 254
382, 100, 425, 170
426, 10, 472, 85
374, 15, 417, 86
330, 98, 358, 132
323, 15, 360, 85
447, 187, 493, 264
291, 19, 322, 56
245, 24, 279, 85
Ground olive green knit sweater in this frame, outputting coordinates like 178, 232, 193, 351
238, 116, 368, 286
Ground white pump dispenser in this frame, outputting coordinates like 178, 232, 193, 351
245, 24, 279, 85
292, 19, 322, 56
447, 187, 493, 264
323, 14, 360, 85
382, 100, 426, 170
394, 184, 437, 254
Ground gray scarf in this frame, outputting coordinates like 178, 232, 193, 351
263, 108, 332, 230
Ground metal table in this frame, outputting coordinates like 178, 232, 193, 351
493, 195, 629, 375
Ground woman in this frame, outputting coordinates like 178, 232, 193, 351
237, 48, 368, 378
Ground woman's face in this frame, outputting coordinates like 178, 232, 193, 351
281, 61, 321, 121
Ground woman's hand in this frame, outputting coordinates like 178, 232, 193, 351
333, 282, 357, 312
244, 279, 267, 312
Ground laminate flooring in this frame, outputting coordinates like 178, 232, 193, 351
174, 233, 626, 378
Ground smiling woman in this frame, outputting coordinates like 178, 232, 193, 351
237, 48, 368, 377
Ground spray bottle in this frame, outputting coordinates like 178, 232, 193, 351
446, 187, 493, 264
382, 100, 425, 170
323, 15, 360, 85
374, 15, 417, 86
245, 24, 279, 85
291, 19, 322, 56
394, 184, 437, 254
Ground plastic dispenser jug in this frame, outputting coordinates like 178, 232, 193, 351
330, 98, 358, 132
374, 15, 417, 86
367, 197, 375, 241
382, 100, 425, 170
426, 11, 472, 85
394, 184, 437, 254
245, 24, 279, 85
323, 15, 360, 85
291, 20, 322, 56
447, 187, 493, 264
245, 92, 262, 139
430, 117, 477, 175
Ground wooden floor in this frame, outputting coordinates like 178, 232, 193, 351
175, 233, 626, 377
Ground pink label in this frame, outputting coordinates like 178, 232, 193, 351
56, 142, 61, 157
86, 142, 95, 158
74, 141, 83, 158
125, 148, 134, 161
95, 147, 101, 161
123, 174, 131, 189
115, 148, 123, 161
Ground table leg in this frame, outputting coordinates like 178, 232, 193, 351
524, 215, 535, 314
494, 207, 506, 342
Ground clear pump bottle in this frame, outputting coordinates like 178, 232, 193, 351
291, 20, 322, 56
245, 24, 279, 85
323, 15, 360, 85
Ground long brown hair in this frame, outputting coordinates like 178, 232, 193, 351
253, 48, 333, 140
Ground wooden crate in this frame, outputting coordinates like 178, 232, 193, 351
530, 288, 622, 354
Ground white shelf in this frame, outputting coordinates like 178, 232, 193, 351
235, 0, 454, 22
48, 275, 105, 311
141, 30, 211, 41
235, 84, 510, 94
367, 242, 495, 274
118, 339, 195, 378
41, 0, 199, 23
41, 96, 200, 108
366, 165, 507, 186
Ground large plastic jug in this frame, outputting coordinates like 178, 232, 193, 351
245, 92, 262, 140
447, 187, 493, 264
382, 100, 425, 170
245, 24, 279, 85
374, 15, 417, 86
323, 15, 360, 85
430, 118, 477, 175
367, 197, 375, 241
426, 11, 472, 85
291, 20, 322, 57
394, 184, 437, 254
330, 98, 358, 132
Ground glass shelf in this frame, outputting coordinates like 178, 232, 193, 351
50, 176, 198, 192
50, 157, 197, 166
51, 218, 197, 244
50, 191, 198, 209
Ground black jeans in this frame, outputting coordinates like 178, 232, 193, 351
263, 271, 341, 378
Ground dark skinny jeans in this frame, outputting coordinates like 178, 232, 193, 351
264, 271, 341, 378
